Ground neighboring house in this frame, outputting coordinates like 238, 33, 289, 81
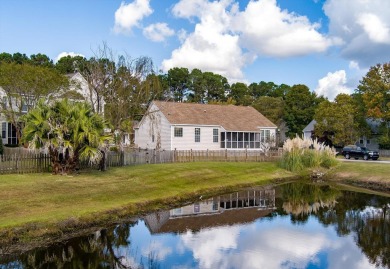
0, 86, 24, 145
134, 101, 277, 150
64, 72, 105, 114
302, 119, 380, 149
302, 119, 316, 140
1, 72, 101, 145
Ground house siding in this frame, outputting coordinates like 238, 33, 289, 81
135, 103, 171, 150
171, 125, 222, 150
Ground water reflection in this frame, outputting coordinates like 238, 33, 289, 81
145, 187, 275, 234
1, 183, 389, 269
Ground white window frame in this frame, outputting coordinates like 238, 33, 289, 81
213, 128, 218, 143
174, 127, 183, 137
195, 128, 200, 142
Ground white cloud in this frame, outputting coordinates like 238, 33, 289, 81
171, 0, 210, 19
143, 23, 175, 42
357, 13, 390, 44
55, 52, 85, 62
142, 241, 172, 261
232, 0, 332, 57
163, 0, 332, 82
315, 70, 352, 100
324, 0, 390, 66
163, 0, 250, 82
113, 0, 153, 34
349, 61, 360, 70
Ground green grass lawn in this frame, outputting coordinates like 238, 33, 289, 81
331, 161, 390, 184
0, 162, 293, 231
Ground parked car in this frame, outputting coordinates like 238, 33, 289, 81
341, 145, 379, 160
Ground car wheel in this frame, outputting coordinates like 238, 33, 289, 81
363, 155, 368, 160
372, 158, 378, 160
345, 154, 350, 159
354, 157, 359, 160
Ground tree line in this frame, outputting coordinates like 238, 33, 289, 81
1, 49, 390, 151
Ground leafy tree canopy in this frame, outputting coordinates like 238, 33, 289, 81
314, 94, 366, 146
0, 62, 69, 144
283, 84, 321, 138
21, 99, 110, 174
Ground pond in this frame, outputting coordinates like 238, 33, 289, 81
1, 182, 389, 269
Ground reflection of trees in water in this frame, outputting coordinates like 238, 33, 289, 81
7, 221, 159, 269
279, 182, 390, 268
317, 191, 390, 268
279, 183, 340, 223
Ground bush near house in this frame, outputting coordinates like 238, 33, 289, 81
279, 136, 338, 172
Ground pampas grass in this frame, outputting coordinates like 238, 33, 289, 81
280, 136, 338, 172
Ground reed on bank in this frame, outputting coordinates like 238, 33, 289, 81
279, 136, 338, 172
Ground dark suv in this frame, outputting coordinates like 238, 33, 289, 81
341, 145, 379, 160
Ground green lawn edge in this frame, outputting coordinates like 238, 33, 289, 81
1, 160, 389, 255
0, 162, 296, 252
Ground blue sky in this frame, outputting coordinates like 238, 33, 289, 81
1, 0, 390, 100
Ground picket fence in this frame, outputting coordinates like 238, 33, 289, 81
0, 148, 282, 174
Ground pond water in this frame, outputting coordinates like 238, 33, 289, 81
1, 182, 390, 269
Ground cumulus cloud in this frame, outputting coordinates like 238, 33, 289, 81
143, 23, 175, 42
315, 70, 352, 100
163, 0, 332, 82
324, 0, 390, 67
113, 0, 153, 34
357, 13, 390, 44
163, 0, 250, 82
349, 60, 360, 70
55, 52, 85, 62
232, 0, 332, 57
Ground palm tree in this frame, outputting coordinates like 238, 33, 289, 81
21, 99, 110, 174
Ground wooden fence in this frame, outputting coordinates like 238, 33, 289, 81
0, 153, 51, 174
0, 148, 282, 174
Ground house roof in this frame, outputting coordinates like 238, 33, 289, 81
303, 119, 316, 133
144, 207, 274, 234
152, 101, 276, 131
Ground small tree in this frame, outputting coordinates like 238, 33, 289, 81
21, 99, 111, 174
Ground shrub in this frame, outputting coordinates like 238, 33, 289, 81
279, 136, 337, 172
378, 135, 390, 149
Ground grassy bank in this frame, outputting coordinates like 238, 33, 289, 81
328, 161, 390, 191
0, 162, 293, 238
1, 160, 389, 253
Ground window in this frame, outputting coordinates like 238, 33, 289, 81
367, 139, 371, 145
7, 123, 18, 145
2, 96, 7, 109
213, 129, 218, 143
360, 139, 364, 144
195, 128, 200, 142
174, 127, 183, 137
1, 122, 6, 139
194, 203, 200, 213
220, 132, 225, 148
22, 102, 28, 113
260, 130, 271, 142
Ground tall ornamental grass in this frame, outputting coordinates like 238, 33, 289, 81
280, 136, 338, 172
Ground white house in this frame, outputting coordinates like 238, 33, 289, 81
302, 119, 316, 140
134, 101, 277, 150
1, 72, 101, 145
64, 72, 105, 115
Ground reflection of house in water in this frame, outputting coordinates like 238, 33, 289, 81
144, 187, 275, 234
